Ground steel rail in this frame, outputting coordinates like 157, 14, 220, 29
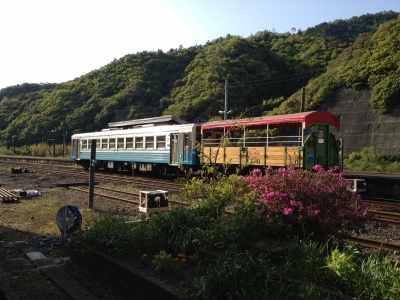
346, 236, 400, 252
68, 186, 139, 204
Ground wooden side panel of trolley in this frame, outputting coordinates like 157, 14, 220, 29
203, 146, 303, 168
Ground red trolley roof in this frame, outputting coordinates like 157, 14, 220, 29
200, 111, 340, 130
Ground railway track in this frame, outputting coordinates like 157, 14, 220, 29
368, 210, 400, 227
0, 157, 185, 193
68, 186, 140, 205
66, 185, 191, 208
363, 199, 400, 212
346, 236, 400, 253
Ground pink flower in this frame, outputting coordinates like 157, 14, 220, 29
240, 163, 367, 238
312, 165, 323, 172
283, 208, 293, 215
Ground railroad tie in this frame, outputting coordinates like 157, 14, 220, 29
0, 187, 19, 202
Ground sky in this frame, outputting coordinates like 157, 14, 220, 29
1, 0, 399, 90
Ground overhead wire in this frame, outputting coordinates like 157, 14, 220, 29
228, 68, 323, 88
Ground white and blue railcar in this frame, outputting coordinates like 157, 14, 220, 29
71, 122, 200, 174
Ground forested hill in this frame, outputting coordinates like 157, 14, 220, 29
0, 11, 399, 148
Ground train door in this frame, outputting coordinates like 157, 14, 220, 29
315, 124, 329, 168
75, 138, 81, 160
170, 133, 179, 165
178, 132, 191, 163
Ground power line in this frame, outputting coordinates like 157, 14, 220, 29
228, 69, 323, 88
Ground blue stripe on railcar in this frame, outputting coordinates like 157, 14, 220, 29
78, 150, 170, 164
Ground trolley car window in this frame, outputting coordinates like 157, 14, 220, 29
184, 133, 190, 160
81, 139, 87, 149
126, 137, 133, 149
145, 136, 154, 149
135, 137, 143, 149
318, 129, 324, 143
109, 138, 116, 149
102, 139, 108, 149
96, 139, 100, 149
117, 138, 124, 149
88, 140, 91, 149
156, 135, 166, 149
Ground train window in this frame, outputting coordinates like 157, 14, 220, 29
145, 136, 154, 149
126, 137, 133, 149
318, 129, 324, 143
102, 139, 108, 149
88, 140, 91, 149
156, 136, 166, 149
135, 137, 143, 149
184, 133, 190, 160
109, 138, 116, 149
117, 138, 124, 149
96, 139, 100, 149
185, 133, 190, 145
81, 139, 87, 149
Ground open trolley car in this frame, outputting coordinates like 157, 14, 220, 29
199, 111, 341, 170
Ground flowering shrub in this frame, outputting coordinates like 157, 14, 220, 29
238, 165, 368, 239
175, 253, 187, 263
174, 253, 187, 274
151, 251, 188, 276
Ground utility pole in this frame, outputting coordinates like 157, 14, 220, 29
224, 78, 228, 120
300, 87, 305, 112
12, 135, 16, 156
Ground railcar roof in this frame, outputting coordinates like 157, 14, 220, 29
107, 115, 187, 129
72, 123, 195, 138
199, 111, 340, 130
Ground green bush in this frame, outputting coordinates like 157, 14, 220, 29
183, 248, 272, 299
281, 237, 330, 282
142, 200, 225, 254
344, 146, 400, 172
198, 203, 269, 250
152, 250, 174, 274
325, 248, 400, 299
83, 215, 138, 258
183, 246, 339, 300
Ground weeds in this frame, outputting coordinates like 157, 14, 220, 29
84, 215, 137, 258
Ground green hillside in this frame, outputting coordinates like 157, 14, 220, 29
274, 13, 400, 114
0, 11, 398, 148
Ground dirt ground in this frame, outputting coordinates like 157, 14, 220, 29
0, 166, 138, 299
